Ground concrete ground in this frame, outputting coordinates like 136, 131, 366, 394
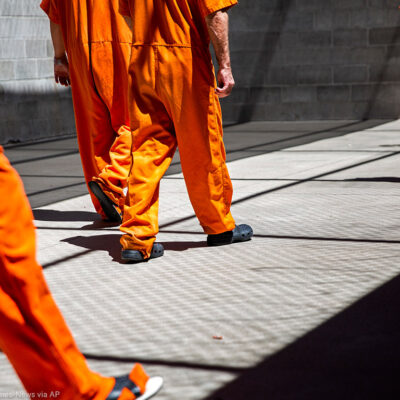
1, 120, 400, 399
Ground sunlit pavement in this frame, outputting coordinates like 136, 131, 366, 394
1, 120, 400, 399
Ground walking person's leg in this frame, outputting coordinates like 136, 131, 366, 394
157, 47, 252, 245
120, 46, 177, 261
0, 149, 162, 399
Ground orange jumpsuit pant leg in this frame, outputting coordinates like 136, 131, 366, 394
95, 124, 132, 210
69, 43, 132, 216
89, 41, 133, 212
157, 47, 235, 235
0, 148, 114, 399
120, 46, 177, 258
120, 46, 235, 257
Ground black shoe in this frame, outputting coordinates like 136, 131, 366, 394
207, 224, 253, 246
106, 374, 163, 400
88, 181, 122, 224
121, 243, 164, 263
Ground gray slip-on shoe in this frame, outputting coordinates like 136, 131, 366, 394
207, 224, 253, 246
121, 243, 164, 263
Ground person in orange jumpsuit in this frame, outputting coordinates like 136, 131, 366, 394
0, 146, 163, 399
40, 0, 134, 223
118, 0, 253, 262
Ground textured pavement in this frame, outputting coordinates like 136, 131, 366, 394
1, 120, 400, 399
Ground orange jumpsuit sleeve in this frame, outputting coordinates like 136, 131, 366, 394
119, 0, 131, 17
197, 0, 238, 17
40, 0, 61, 24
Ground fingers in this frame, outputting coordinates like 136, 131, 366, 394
216, 68, 235, 98
55, 74, 70, 86
54, 63, 70, 86
59, 77, 70, 86
216, 77, 234, 98
216, 82, 234, 98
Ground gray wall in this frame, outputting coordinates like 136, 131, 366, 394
1, 0, 400, 144
222, 0, 400, 122
0, 0, 75, 145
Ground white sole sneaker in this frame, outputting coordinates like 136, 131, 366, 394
138, 377, 163, 400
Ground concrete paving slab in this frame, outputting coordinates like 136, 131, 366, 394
1, 119, 400, 399
4, 120, 389, 208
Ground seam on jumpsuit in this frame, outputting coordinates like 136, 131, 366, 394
132, 42, 193, 48
208, 87, 230, 216
153, 46, 159, 90
88, 40, 133, 44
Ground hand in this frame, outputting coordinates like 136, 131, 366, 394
216, 66, 234, 98
54, 54, 70, 86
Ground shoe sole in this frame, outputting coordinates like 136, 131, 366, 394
138, 377, 163, 400
88, 181, 122, 224
121, 249, 145, 262
121, 244, 164, 263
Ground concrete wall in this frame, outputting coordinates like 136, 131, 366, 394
222, 0, 400, 122
0, 0, 75, 145
1, 0, 400, 144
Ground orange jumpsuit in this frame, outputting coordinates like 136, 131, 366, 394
119, 0, 238, 258
40, 0, 133, 217
0, 147, 148, 399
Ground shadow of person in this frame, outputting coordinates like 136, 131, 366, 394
62, 234, 122, 262
63, 234, 208, 264
81, 219, 121, 230
33, 209, 98, 222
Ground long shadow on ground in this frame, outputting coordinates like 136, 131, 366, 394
33, 209, 97, 222
59, 234, 207, 266
204, 274, 400, 400
62, 234, 122, 262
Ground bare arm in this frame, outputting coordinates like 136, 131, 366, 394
50, 21, 70, 86
50, 20, 65, 57
205, 10, 234, 98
